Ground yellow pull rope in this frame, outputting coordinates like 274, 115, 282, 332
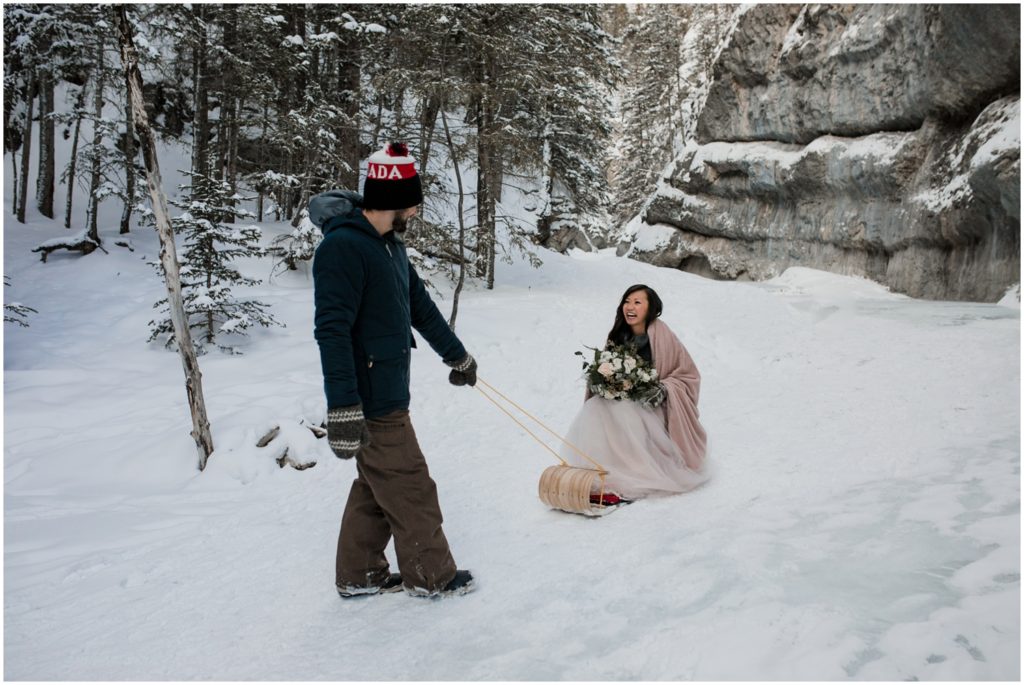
475, 377, 607, 474
474, 384, 570, 467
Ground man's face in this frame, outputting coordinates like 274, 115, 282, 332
391, 206, 419, 234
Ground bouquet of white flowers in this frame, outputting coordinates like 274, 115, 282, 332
575, 342, 665, 408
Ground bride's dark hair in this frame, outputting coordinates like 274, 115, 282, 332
607, 284, 663, 345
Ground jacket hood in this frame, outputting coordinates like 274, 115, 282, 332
309, 189, 363, 230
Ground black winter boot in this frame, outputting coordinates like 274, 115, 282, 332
408, 570, 476, 598
337, 573, 403, 598
441, 570, 475, 596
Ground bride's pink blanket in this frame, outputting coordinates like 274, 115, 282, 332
647, 319, 708, 471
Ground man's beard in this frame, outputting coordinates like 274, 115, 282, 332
391, 214, 409, 234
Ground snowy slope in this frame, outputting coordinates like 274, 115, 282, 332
3, 202, 1020, 679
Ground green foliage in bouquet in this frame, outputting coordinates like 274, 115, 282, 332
575, 342, 665, 407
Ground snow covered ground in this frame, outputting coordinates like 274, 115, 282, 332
3, 204, 1019, 679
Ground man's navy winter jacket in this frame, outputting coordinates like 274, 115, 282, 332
313, 209, 467, 418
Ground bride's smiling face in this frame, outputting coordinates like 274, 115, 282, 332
622, 290, 649, 332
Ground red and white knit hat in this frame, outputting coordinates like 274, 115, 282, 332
361, 142, 423, 210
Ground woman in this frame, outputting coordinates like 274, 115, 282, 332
561, 284, 709, 503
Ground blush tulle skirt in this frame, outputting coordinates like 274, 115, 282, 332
559, 397, 709, 499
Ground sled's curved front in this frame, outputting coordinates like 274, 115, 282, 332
538, 465, 606, 516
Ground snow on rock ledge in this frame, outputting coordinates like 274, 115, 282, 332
626, 3, 1020, 303
699, 5, 1020, 145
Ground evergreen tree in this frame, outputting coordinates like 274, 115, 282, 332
363, 5, 472, 285
611, 4, 690, 226
31, 4, 111, 222
4, 4, 50, 222
148, 172, 280, 354
3, 277, 37, 327
55, 81, 89, 229
4, 4, 137, 233
270, 210, 322, 276
234, 6, 385, 223
610, 4, 740, 232
370, 5, 618, 282
530, 6, 620, 245
2, 3, 655, 291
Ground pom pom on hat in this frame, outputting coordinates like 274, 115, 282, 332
362, 141, 423, 210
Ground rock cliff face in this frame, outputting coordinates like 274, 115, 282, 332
628, 4, 1020, 302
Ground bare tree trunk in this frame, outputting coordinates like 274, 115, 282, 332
537, 115, 555, 239
11, 152, 19, 217
337, 34, 360, 189
485, 178, 496, 290
117, 6, 215, 471
309, 9, 322, 85
393, 87, 407, 139
36, 73, 55, 219
282, 149, 293, 220
291, 149, 317, 228
484, 49, 498, 291
220, 4, 237, 201
441, 106, 467, 330
473, 47, 500, 290
215, 113, 227, 183
228, 97, 239, 194
17, 77, 36, 224
86, 37, 105, 245
206, 259, 214, 343
120, 84, 136, 234
419, 92, 441, 178
190, 5, 209, 178
290, 4, 308, 102
475, 54, 498, 289
214, 112, 230, 221
257, 103, 268, 221
371, 96, 384, 149
474, 78, 488, 280
3, 79, 16, 149
491, 149, 503, 203
284, 183, 294, 221
65, 85, 87, 228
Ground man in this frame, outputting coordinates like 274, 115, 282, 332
311, 142, 478, 598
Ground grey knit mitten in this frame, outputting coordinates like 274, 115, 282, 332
446, 354, 477, 387
327, 404, 371, 459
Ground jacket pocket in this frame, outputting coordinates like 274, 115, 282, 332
364, 333, 410, 402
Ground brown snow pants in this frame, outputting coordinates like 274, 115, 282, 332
335, 410, 457, 593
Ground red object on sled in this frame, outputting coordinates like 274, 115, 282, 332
589, 492, 630, 506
